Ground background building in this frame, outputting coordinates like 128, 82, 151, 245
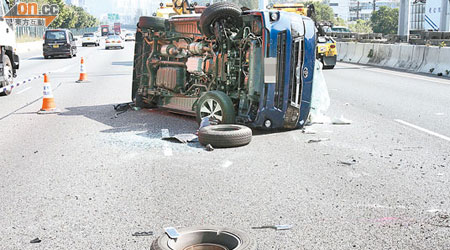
328, 0, 400, 21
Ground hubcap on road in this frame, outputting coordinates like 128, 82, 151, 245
200, 99, 223, 122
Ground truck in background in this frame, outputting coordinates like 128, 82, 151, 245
113, 23, 121, 35
101, 24, 110, 36
0, 0, 20, 96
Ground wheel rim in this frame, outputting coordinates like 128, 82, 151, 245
3, 60, 13, 87
200, 99, 223, 122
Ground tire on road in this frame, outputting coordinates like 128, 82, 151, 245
196, 91, 235, 124
0, 55, 14, 96
198, 124, 252, 148
199, 2, 242, 38
323, 65, 335, 69
150, 226, 256, 250
138, 16, 167, 30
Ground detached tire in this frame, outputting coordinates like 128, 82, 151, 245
199, 125, 252, 148
150, 226, 256, 250
138, 16, 167, 30
200, 2, 242, 38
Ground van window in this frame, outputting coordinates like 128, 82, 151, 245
69, 32, 74, 41
83, 33, 95, 37
46, 31, 67, 41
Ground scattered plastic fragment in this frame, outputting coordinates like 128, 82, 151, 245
205, 144, 214, 151
339, 159, 357, 166
252, 225, 293, 231
302, 128, 317, 134
132, 232, 154, 237
307, 138, 330, 143
30, 238, 41, 244
332, 115, 352, 125
162, 134, 198, 144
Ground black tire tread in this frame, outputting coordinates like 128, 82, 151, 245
0, 55, 13, 96
198, 125, 252, 148
199, 2, 242, 37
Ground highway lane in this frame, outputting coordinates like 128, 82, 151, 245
0, 46, 449, 249
324, 62, 450, 140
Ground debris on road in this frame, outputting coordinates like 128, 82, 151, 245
205, 144, 214, 151
162, 134, 198, 144
113, 102, 135, 118
302, 128, 317, 134
132, 231, 154, 237
30, 238, 41, 244
307, 138, 330, 143
339, 159, 358, 166
332, 115, 352, 125
426, 212, 450, 228
252, 225, 293, 231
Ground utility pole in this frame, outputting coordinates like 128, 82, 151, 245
373, 0, 376, 12
357, 1, 360, 20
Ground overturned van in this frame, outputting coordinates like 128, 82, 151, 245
132, 2, 316, 129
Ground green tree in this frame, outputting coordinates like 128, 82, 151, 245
349, 19, 373, 33
370, 6, 398, 34
334, 17, 347, 26
305, 1, 335, 23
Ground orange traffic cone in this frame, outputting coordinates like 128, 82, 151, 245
76, 57, 88, 83
38, 74, 60, 114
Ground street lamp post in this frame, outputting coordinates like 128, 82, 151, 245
398, 0, 410, 42
440, 0, 450, 31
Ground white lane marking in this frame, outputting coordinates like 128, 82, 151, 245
394, 119, 450, 142
365, 68, 450, 85
161, 129, 173, 156
221, 160, 233, 169
435, 113, 445, 116
16, 87, 31, 95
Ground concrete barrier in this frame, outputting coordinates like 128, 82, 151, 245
348, 43, 364, 63
385, 44, 401, 68
336, 42, 449, 78
434, 47, 450, 76
406, 45, 426, 71
394, 44, 414, 69
418, 46, 441, 74
337, 42, 348, 61
343, 42, 356, 62
359, 43, 374, 64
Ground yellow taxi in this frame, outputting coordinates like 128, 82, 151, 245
317, 36, 337, 69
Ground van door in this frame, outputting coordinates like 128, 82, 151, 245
69, 32, 77, 54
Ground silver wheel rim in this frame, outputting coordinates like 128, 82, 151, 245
200, 99, 223, 122
3, 60, 13, 87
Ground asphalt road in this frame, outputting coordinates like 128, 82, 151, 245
0, 42, 449, 249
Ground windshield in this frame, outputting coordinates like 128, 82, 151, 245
83, 33, 95, 37
45, 31, 67, 41
126, 33, 133, 36
107, 35, 120, 39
